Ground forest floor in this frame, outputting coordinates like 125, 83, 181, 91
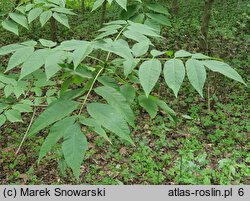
0, 0, 249, 184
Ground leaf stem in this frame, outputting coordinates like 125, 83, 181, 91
105, 24, 128, 62
87, 55, 104, 64
15, 107, 36, 156
78, 67, 104, 115
77, 24, 129, 115
139, 57, 224, 61
114, 73, 126, 84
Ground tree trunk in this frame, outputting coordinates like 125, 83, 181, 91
81, 0, 85, 14
171, 0, 179, 15
200, 0, 215, 52
100, 0, 107, 27
50, 18, 57, 41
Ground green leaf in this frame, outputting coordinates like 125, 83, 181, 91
13, 86, 24, 99
12, 104, 32, 113
0, 74, 17, 85
59, 40, 86, 51
192, 53, 210, 60
58, 159, 67, 177
155, 99, 176, 116
45, 50, 64, 80
53, 13, 69, 28
139, 60, 162, 97
39, 39, 57, 48
146, 4, 170, 15
95, 29, 118, 40
1, 20, 19, 35
92, 0, 105, 11
0, 115, 6, 127
128, 22, 161, 38
73, 42, 93, 69
5, 109, 22, 122
51, 7, 75, 15
28, 7, 43, 23
62, 123, 88, 179
4, 85, 14, 98
132, 42, 150, 57
20, 49, 50, 80
95, 86, 135, 127
38, 117, 76, 163
154, 98, 176, 122
87, 103, 133, 145
40, 10, 52, 27
32, 87, 42, 96
0, 103, 8, 113
112, 40, 133, 60
146, 13, 171, 26
164, 59, 185, 97
9, 12, 28, 29
138, 95, 158, 119
16, 5, 26, 14
175, 50, 192, 58
144, 18, 161, 34
120, 4, 139, 20
120, 84, 136, 104
105, 20, 127, 25
98, 76, 119, 90
46, 89, 57, 97
0, 83, 4, 89
123, 30, 151, 43
182, 114, 193, 120
94, 39, 115, 55
59, 78, 73, 96
21, 40, 37, 47
107, 0, 113, 4
25, 4, 34, 12
19, 99, 33, 106
150, 50, 166, 58
0, 44, 25, 56
79, 117, 110, 143
203, 60, 246, 85
47, 0, 61, 5
115, 0, 127, 10
28, 100, 79, 137
123, 58, 140, 77
47, 97, 57, 105
98, 24, 122, 32
130, 13, 145, 23
6, 47, 34, 72
186, 59, 206, 97
166, 50, 174, 57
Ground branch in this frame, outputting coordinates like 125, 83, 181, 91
15, 107, 37, 155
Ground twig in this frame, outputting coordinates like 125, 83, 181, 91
78, 68, 104, 115
77, 25, 129, 115
207, 85, 211, 112
105, 24, 128, 62
87, 55, 105, 64
15, 107, 37, 155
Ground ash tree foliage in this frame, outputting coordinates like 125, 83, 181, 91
0, 0, 246, 178
1, 0, 75, 35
